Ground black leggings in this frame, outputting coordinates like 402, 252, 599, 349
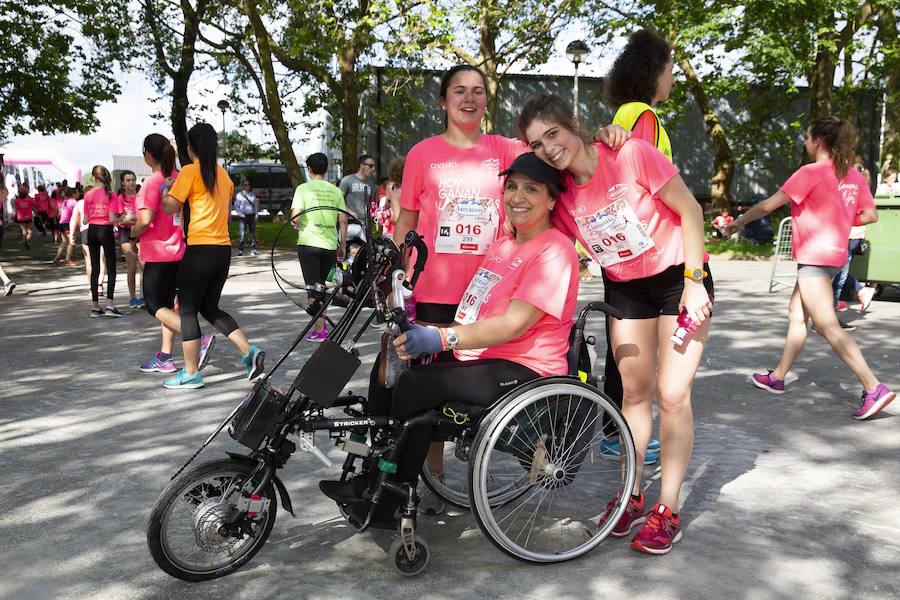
143, 260, 180, 317
87, 224, 116, 302
297, 245, 337, 287
176, 245, 240, 342
368, 356, 540, 482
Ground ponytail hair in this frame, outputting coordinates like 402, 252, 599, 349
809, 116, 856, 179
142, 133, 177, 177
91, 165, 113, 200
186, 122, 219, 195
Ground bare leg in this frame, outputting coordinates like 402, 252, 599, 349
610, 317, 659, 495
160, 323, 176, 355
655, 315, 709, 512
772, 283, 808, 380
796, 275, 880, 390
123, 242, 138, 299
227, 328, 250, 356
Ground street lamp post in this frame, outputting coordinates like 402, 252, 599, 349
216, 99, 230, 163
565, 40, 589, 120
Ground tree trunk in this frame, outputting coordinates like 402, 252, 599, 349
877, 4, 900, 172
677, 56, 735, 212
337, 48, 360, 176
171, 73, 191, 168
243, 0, 304, 187
809, 29, 838, 119
479, 0, 499, 132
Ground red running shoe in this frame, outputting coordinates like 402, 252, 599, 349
598, 492, 646, 537
631, 503, 682, 555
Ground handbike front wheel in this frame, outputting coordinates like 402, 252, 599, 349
468, 378, 637, 563
147, 458, 277, 581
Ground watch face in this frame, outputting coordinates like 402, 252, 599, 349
691, 269, 703, 280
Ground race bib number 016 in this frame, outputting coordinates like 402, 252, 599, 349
435, 196, 500, 255
455, 267, 502, 325
574, 199, 654, 267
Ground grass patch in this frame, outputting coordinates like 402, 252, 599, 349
228, 220, 299, 249
705, 237, 774, 260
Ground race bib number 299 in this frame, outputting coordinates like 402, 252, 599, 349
435, 196, 500, 255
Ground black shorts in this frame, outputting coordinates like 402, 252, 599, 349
603, 263, 715, 319
414, 302, 457, 325
297, 245, 337, 287
143, 260, 180, 316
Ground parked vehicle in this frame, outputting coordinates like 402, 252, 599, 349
227, 162, 306, 217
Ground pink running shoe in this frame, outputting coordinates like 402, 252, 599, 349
631, 503, 682, 555
852, 384, 895, 420
751, 370, 785, 394
305, 329, 327, 343
598, 492, 647, 538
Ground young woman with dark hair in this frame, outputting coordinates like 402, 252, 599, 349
53, 188, 78, 266
132, 133, 216, 374
606, 29, 675, 161
83, 165, 124, 317
14, 185, 35, 249
724, 116, 894, 420
114, 170, 143, 308
520, 93, 713, 555
161, 123, 264, 389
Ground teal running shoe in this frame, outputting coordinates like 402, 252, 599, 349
242, 345, 266, 380
163, 369, 204, 389
600, 438, 660, 465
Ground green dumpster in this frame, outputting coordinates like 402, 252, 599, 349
850, 194, 900, 287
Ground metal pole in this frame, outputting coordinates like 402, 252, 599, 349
573, 62, 580, 120
221, 110, 228, 164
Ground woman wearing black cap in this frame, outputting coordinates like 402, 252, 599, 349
319, 153, 581, 525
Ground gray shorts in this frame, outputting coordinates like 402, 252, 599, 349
797, 264, 841, 279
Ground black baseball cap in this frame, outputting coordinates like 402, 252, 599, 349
498, 152, 563, 188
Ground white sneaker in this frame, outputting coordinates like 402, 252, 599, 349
857, 286, 876, 312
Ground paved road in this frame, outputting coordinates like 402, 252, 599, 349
1, 233, 898, 600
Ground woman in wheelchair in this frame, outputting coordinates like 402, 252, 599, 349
319, 152, 580, 525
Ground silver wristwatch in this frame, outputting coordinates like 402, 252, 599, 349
444, 327, 460, 350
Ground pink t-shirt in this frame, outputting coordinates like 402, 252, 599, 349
34, 192, 50, 214
15, 196, 35, 222
780, 161, 875, 267
401, 134, 527, 305
112, 192, 138, 226
58, 198, 77, 224
454, 228, 579, 376
712, 215, 734, 228
551, 140, 700, 282
84, 187, 115, 225
136, 170, 185, 262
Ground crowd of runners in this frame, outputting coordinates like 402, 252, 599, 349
1, 29, 895, 557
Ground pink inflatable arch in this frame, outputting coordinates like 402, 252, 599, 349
0, 148, 82, 184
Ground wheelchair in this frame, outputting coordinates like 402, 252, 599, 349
146, 222, 638, 580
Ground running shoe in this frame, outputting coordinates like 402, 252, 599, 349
250, 249, 259, 256
751, 370, 785, 394
65, 260, 77, 266
242, 345, 266, 380
129, 298, 140, 309
836, 300, 847, 312
140, 352, 176, 373
858, 286, 876, 312
52, 257, 62, 265
136, 297, 145, 308
839, 320, 857, 331
598, 492, 647, 537
90, 307, 105, 318
3, 281, 15, 296
418, 473, 446, 516
102, 307, 125, 318
852, 384, 896, 420
631, 503, 682, 554
305, 329, 327, 343
198, 333, 216, 370
600, 438, 660, 465
163, 369, 204, 389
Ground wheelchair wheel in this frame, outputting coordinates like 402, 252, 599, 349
421, 433, 531, 510
468, 378, 637, 563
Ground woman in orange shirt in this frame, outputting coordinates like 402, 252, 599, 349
162, 123, 265, 389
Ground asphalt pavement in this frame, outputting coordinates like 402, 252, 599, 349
1, 230, 898, 600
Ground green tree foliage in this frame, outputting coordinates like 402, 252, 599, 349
0, 1, 126, 141
218, 130, 278, 163
436, 0, 583, 131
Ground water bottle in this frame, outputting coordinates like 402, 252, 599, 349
671, 308, 699, 346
